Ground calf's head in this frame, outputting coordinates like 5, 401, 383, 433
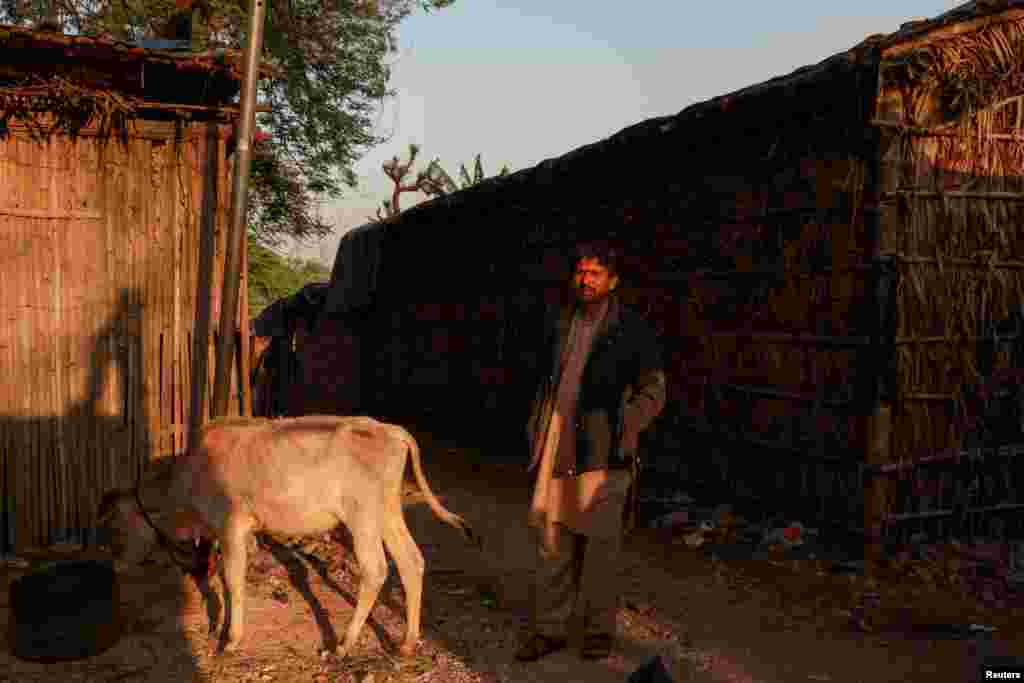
96, 490, 161, 563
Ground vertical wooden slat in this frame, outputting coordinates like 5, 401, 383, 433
0, 212, 11, 551
90, 135, 107, 531
63, 137, 80, 538
73, 137, 93, 532
189, 123, 217, 452
173, 129, 185, 455
18, 174, 35, 548
0, 135, 8, 550
184, 126, 197, 447
113, 139, 129, 491
14, 135, 29, 549
152, 134, 164, 462
2, 139, 20, 549
130, 135, 145, 482
211, 125, 226, 413
97, 137, 112, 514
48, 135, 67, 542
33, 145, 51, 548
171, 124, 184, 455
239, 221, 252, 417
24, 136, 42, 547
140, 134, 155, 470
8, 171, 32, 548
155, 137, 171, 458
167, 135, 178, 455
153, 135, 168, 458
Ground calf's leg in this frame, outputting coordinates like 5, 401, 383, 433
335, 524, 388, 658
219, 516, 254, 652
382, 509, 426, 656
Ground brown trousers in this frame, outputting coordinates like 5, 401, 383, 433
531, 521, 622, 639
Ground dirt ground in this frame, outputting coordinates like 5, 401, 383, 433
2, 430, 1022, 683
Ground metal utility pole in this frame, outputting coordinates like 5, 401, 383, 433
211, 0, 266, 418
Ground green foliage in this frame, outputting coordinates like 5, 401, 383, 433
421, 152, 511, 197
373, 146, 511, 221
0, 0, 455, 248
247, 235, 329, 318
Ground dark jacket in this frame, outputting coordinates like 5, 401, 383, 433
527, 295, 666, 476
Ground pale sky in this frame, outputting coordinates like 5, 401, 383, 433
288, 0, 964, 266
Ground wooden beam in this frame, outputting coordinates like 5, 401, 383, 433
885, 189, 1024, 201
0, 208, 102, 219
864, 443, 1024, 475
708, 332, 871, 347
188, 126, 220, 451
137, 102, 273, 115
238, 234, 252, 417
886, 253, 1024, 269
863, 114, 892, 565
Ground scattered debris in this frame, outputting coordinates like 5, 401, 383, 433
626, 655, 673, 683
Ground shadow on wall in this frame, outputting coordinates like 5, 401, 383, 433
0, 288, 210, 679
1, 289, 153, 554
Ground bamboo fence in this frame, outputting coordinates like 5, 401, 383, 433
0, 118, 248, 551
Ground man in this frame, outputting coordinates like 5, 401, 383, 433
517, 241, 666, 662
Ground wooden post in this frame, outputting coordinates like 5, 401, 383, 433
864, 403, 891, 560
862, 83, 900, 563
238, 234, 253, 417
211, 0, 266, 419
240, 235, 252, 417
188, 127, 220, 452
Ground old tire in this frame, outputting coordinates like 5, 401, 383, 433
9, 560, 121, 662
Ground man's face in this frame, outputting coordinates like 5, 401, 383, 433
573, 256, 619, 305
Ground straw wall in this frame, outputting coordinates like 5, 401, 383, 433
879, 120, 1024, 465
878, 17, 1024, 468
679, 140, 872, 467
0, 117, 245, 551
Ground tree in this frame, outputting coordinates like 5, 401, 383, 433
372, 144, 511, 222
420, 152, 510, 197
247, 235, 329, 318
372, 142, 435, 221
0, 0, 455, 247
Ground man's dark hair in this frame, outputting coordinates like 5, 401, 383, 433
574, 240, 622, 278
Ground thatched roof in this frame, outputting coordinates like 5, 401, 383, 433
0, 24, 278, 81
0, 24, 278, 110
315, 0, 1024, 307
0, 24, 279, 138
389, 0, 1024, 226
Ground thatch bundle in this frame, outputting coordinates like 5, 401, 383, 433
0, 76, 140, 142
880, 14, 1024, 467
884, 15, 1024, 127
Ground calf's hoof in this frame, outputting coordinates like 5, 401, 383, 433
319, 643, 351, 660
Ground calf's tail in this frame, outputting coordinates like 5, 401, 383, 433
400, 430, 480, 548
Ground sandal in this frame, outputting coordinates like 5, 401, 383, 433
515, 633, 568, 662
581, 633, 614, 660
